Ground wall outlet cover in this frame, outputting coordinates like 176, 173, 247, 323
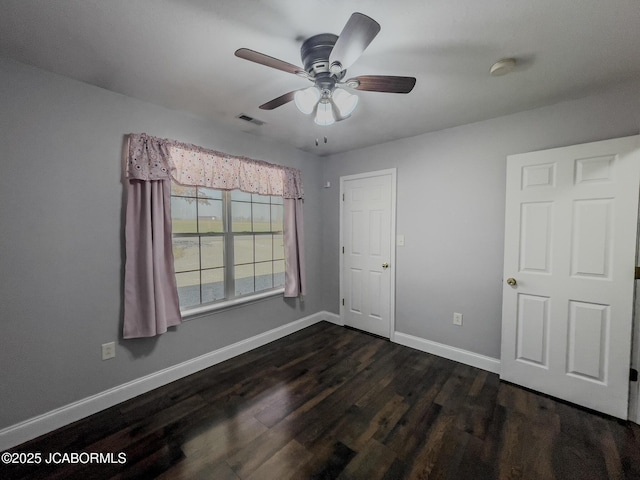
101, 342, 116, 360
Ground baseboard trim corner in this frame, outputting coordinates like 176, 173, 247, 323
0, 310, 332, 452
321, 311, 343, 326
394, 332, 501, 374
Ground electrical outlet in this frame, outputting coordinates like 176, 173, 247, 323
453, 313, 463, 326
102, 342, 116, 360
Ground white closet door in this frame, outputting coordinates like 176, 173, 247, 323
341, 170, 396, 338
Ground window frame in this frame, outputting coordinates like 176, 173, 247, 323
171, 184, 285, 317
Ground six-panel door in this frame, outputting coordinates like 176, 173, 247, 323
501, 136, 640, 418
341, 172, 394, 337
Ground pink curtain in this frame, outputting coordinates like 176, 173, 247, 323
123, 133, 305, 338
284, 198, 306, 297
123, 180, 182, 338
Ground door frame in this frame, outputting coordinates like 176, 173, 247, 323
631, 236, 640, 423
623, 138, 640, 423
340, 168, 397, 339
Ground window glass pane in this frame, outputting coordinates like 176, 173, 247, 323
173, 237, 199, 272
235, 264, 254, 296
176, 271, 200, 308
255, 262, 273, 291
202, 268, 225, 303
232, 201, 252, 232
201, 237, 224, 269
252, 203, 270, 232
231, 190, 252, 201
197, 187, 222, 199
173, 185, 286, 310
252, 193, 271, 204
273, 234, 285, 260
234, 235, 254, 265
198, 199, 224, 233
271, 204, 284, 232
255, 235, 272, 262
171, 184, 196, 197
274, 260, 285, 287
171, 197, 197, 233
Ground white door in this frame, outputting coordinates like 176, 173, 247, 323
341, 169, 396, 338
501, 135, 640, 419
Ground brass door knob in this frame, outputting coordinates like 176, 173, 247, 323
506, 277, 517, 286
382, 262, 389, 269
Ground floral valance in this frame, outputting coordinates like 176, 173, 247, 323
126, 133, 304, 199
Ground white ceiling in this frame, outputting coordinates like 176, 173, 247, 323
2, 0, 640, 156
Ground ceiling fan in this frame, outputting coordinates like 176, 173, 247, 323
235, 12, 416, 126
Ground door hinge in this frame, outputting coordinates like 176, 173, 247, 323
631, 368, 638, 382
342, 298, 345, 306
635, 267, 640, 280
342, 193, 345, 201
342, 246, 344, 254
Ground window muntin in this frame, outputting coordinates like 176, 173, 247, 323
171, 183, 285, 311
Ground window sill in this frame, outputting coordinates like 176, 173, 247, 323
180, 287, 285, 320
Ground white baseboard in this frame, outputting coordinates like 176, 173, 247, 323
322, 311, 343, 326
0, 311, 336, 452
394, 332, 501, 374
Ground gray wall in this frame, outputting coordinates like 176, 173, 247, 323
321, 80, 640, 359
2, 54, 639, 432
0, 58, 324, 429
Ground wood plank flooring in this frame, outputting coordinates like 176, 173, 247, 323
3, 321, 640, 479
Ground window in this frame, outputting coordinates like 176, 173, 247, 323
170, 182, 285, 311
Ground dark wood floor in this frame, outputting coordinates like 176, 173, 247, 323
4, 321, 640, 480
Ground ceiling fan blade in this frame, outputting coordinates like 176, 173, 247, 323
329, 13, 381, 71
347, 75, 416, 94
235, 48, 305, 76
259, 90, 298, 110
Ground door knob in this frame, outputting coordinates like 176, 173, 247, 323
506, 277, 517, 286
382, 262, 389, 269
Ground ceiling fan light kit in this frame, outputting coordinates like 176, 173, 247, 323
294, 86, 320, 114
235, 12, 416, 126
332, 88, 359, 117
294, 85, 358, 124
315, 99, 336, 126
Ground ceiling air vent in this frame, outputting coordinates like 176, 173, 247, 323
237, 113, 265, 126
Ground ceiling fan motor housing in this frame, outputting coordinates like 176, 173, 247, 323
301, 33, 343, 78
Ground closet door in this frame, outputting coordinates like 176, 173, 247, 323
341, 169, 396, 338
